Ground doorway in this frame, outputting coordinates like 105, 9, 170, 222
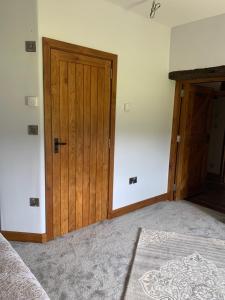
168, 77, 225, 213
43, 38, 117, 240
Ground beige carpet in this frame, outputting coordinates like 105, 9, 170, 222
12, 201, 225, 300
125, 229, 225, 299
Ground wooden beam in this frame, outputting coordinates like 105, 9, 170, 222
169, 65, 225, 81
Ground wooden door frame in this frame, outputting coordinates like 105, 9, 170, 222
43, 37, 118, 241
167, 76, 225, 200
219, 131, 225, 181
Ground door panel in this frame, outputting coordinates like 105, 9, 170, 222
89, 67, 98, 225
175, 85, 213, 199
83, 65, 91, 227
68, 62, 76, 232
102, 67, 111, 219
51, 52, 61, 237
96, 68, 104, 222
50, 49, 111, 237
75, 63, 84, 230
59, 61, 69, 235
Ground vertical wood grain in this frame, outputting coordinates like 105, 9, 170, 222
68, 62, 76, 232
167, 81, 183, 200
102, 64, 111, 219
176, 85, 213, 199
59, 61, 69, 235
44, 38, 117, 240
43, 41, 53, 240
107, 58, 117, 217
83, 65, 91, 226
51, 53, 61, 237
96, 68, 104, 221
89, 67, 98, 224
75, 64, 84, 229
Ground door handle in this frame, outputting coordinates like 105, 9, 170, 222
54, 138, 67, 153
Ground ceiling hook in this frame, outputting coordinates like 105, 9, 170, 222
150, 0, 161, 19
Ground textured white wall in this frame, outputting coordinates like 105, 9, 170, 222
170, 14, 225, 71
0, 0, 45, 232
38, 0, 174, 210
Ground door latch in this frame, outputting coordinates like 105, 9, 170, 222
177, 135, 181, 143
54, 138, 67, 153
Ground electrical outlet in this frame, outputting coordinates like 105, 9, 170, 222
30, 198, 39, 207
129, 177, 137, 185
25, 41, 36, 52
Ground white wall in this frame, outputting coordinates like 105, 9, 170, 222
208, 98, 225, 174
0, 0, 45, 232
38, 0, 174, 210
170, 14, 225, 173
170, 13, 225, 71
0, 0, 174, 233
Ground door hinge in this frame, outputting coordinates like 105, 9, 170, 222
176, 135, 181, 143
180, 89, 185, 98
108, 138, 111, 149
173, 183, 176, 192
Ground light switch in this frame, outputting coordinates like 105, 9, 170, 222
25, 96, 38, 107
124, 103, 131, 112
28, 125, 38, 135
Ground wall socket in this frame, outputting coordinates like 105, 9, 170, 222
129, 177, 137, 185
25, 41, 36, 52
30, 198, 39, 207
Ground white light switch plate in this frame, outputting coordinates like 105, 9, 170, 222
124, 103, 131, 112
25, 96, 38, 107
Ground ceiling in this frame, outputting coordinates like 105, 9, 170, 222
107, 0, 225, 27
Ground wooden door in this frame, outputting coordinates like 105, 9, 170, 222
44, 39, 117, 239
175, 84, 213, 199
